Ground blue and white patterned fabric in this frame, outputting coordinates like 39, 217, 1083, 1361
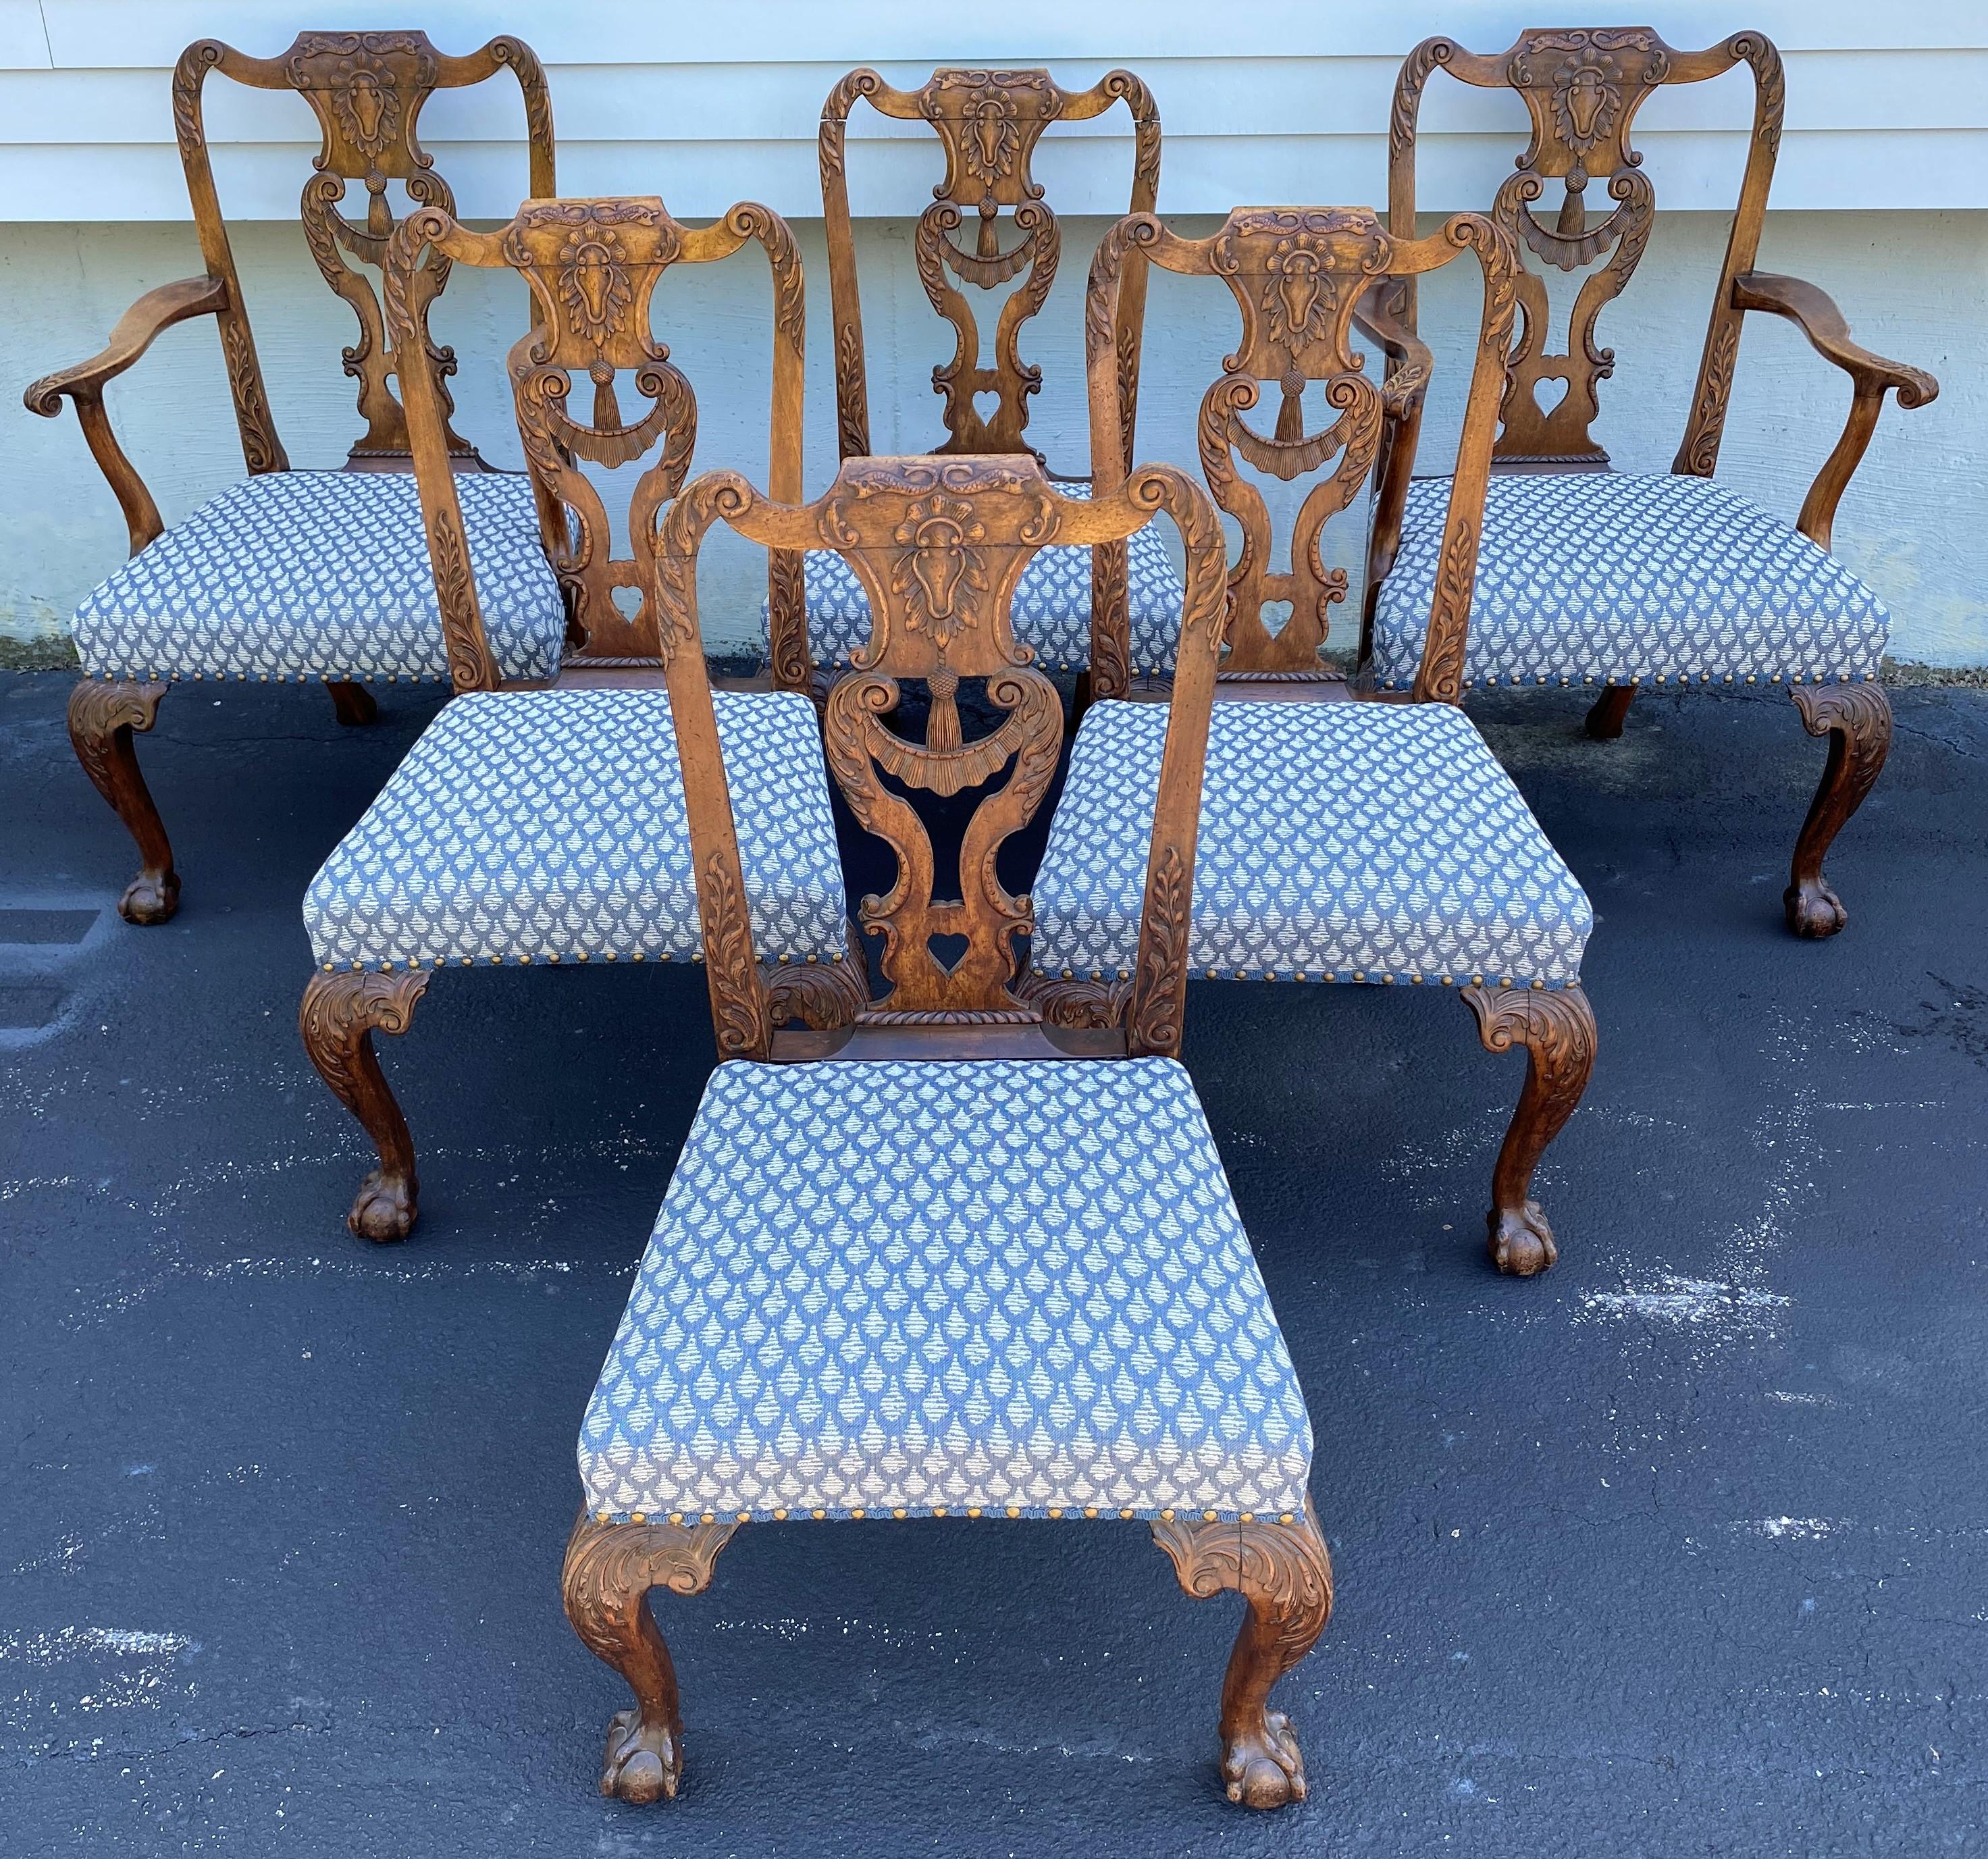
1369, 473, 1889, 691
578, 1056, 1313, 1523
73, 471, 566, 685
1031, 700, 1591, 989
305, 689, 847, 971
760, 482, 1185, 675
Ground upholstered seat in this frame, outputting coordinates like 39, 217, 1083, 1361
305, 688, 848, 972
763, 484, 1184, 675
73, 471, 567, 687
578, 1055, 1313, 1524
1031, 700, 1592, 989
1370, 473, 1889, 693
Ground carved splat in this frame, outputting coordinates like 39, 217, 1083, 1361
643, 455, 1229, 1059
1389, 29, 1787, 471
171, 32, 554, 473
382, 197, 806, 679
1084, 207, 1518, 693
821, 68, 1160, 474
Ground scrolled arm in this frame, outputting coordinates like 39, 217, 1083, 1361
24, 275, 231, 555
1734, 271, 1937, 407
1731, 271, 1939, 551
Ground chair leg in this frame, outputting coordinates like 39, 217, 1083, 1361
1461, 982, 1597, 1277
1584, 683, 1636, 739
298, 968, 430, 1241
1151, 1499, 1334, 1810
67, 678, 179, 924
562, 1509, 741, 1805
326, 680, 377, 727
1785, 681, 1891, 939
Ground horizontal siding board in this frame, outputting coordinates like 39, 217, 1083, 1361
30, 0, 1988, 65
5, 128, 1985, 223
10, 51, 1988, 145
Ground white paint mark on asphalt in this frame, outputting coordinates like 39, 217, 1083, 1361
1578, 1276, 1790, 1328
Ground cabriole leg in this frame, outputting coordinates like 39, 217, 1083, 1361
67, 677, 178, 924
1786, 681, 1891, 939
1584, 683, 1636, 739
562, 1510, 740, 1805
326, 680, 377, 726
298, 968, 430, 1241
1151, 1500, 1334, 1810
1461, 983, 1598, 1276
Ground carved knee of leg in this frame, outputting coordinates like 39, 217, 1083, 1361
1785, 681, 1891, 940
1462, 983, 1598, 1277
1151, 1502, 1334, 1810
298, 968, 430, 1242
67, 678, 178, 925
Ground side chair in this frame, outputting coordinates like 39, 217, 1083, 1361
24, 31, 560, 925
1027, 205, 1598, 1277
1373, 28, 1939, 937
763, 66, 1182, 688
561, 452, 1334, 1811
298, 196, 859, 1242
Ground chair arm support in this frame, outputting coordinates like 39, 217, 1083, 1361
1731, 271, 1939, 552
23, 276, 231, 556
1355, 284, 1433, 610
1352, 283, 1435, 419
1733, 272, 1937, 407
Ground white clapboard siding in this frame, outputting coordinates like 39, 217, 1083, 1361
1, 2, 1985, 216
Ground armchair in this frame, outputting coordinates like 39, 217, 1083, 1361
1371, 29, 1939, 937
24, 31, 558, 925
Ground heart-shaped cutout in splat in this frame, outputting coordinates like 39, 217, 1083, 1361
926, 932, 971, 974
1532, 376, 1570, 419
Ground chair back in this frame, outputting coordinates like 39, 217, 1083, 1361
1084, 207, 1518, 702
384, 197, 805, 688
820, 68, 1160, 477
172, 30, 555, 475
1388, 28, 1784, 475
646, 456, 1228, 1064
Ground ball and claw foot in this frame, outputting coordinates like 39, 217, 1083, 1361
348, 1168, 416, 1243
1489, 1200, 1559, 1277
118, 869, 180, 926
600, 1704, 681, 1804
1224, 1710, 1307, 1808
1784, 876, 1848, 940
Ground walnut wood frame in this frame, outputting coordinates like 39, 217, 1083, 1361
560, 453, 1332, 1808
1078, 205, 1590, 1273
1387, 28, 1939, 937
24, 31, 554, 924
384, 195, 806, 683
297, 194, 841, 1242
1085, 207, 1516, 700
821, 69, 1158, 476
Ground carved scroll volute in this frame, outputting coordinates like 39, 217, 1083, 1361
1412, 213, 1520, 706
647, 471, 777, 1062
1122, 467, 1227, 1060
383, 207, 499, 693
